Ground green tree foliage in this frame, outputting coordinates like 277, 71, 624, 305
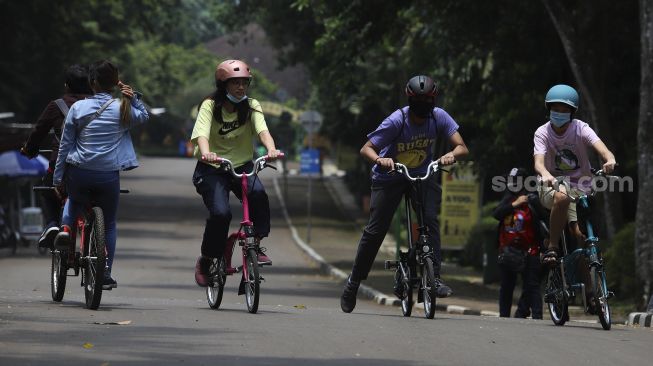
217, 0, 639, 221
0, 0, 226, 121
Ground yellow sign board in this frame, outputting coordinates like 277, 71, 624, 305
440, 162, 480, 250
258, 101, 301, 122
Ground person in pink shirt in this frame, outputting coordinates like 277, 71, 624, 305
533, 84, 616, 265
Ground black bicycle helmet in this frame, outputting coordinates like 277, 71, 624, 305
405, 75, 437, 97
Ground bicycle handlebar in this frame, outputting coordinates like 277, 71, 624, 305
217, 153, 285, 178
549, 169, 619, 202
393, 160, 441, 182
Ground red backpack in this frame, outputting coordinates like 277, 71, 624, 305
499, 204, 536, 251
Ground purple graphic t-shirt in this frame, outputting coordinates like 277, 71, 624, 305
533, 119, 601, 190
368, 107, 459, 181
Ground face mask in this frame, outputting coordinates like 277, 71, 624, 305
409, 99, 433, 118
550, 111, 571, 127
226, 93, 248, 104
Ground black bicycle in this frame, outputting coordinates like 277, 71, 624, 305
384, 160, 446, 319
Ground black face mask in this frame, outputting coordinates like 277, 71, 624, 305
409, 99, 434, 118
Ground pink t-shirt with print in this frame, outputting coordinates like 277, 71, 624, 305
533, 119, 601, 190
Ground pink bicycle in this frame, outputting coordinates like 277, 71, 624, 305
205, 154, 283, 313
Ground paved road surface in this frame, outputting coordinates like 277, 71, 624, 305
1, 157, 651, 365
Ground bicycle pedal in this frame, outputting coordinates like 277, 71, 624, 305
259, 276, 265, 282
233, 266, 243, 273
384, 260, 399, 270
607, 291, 614, 299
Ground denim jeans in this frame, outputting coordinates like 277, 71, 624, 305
192, 161, 270, 259
61, 165, 120, 274
350, 176, 441, 282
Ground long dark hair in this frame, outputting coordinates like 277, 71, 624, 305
88, 60, 130, 127
200, 79, 258, 125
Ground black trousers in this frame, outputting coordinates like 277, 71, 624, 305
350, 176, 441, 282
192, 161, 270, 259
499, 255, 543, 319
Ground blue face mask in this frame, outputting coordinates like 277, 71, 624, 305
550, 111, 571, 127
226, 93, 248, 104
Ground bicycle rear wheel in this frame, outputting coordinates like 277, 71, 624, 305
84, 207, 106, 310
545, 264, 568, 326
50, 249, 67, 302
422, 257, 437, 319
206, 257, 227, 309
590, 266, 611, 330
245, 248, 260, 313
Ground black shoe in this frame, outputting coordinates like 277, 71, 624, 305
102, 276, 117, 290
340, 276, 359, 313
53, 227, 72, 251
38, 225, 59, 249
434, 278, 453, 298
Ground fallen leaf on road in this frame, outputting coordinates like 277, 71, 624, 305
293, 304, 306, 309
82, 343, 94, 349
92, 320, 132, 325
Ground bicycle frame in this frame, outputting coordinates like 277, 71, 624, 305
33, 186, 128, 275
217, 155, 278, 277
395, 160, 441, 265
549, 173, 610, 311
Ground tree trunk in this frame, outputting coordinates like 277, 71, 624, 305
542, 0, 623, 238
637, 0, 653, 309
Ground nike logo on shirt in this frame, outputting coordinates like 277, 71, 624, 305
218, 120, 243, 135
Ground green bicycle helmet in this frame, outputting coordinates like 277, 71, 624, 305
545, 84, 579, 110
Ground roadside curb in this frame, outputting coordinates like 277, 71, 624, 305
627, 312, 653, 327
273, 176, 498, 317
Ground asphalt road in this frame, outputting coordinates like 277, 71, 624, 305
1, 157, 651, 366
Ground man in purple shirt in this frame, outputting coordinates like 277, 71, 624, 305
533, 84, 616, 265
341, 75, 469, 313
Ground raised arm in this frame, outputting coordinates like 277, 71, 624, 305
360, 140, 394, 170
258, 130, 281, 159
592, 140, 617, 174
438, 131, 468, 166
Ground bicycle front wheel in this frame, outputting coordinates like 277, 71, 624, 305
84, 207, 106, 310
398, 264, 413, 317
545, 264, 568, 326
591, 266, 611, 330
245, 248, 260, 314
422, 257, 437, 319
50, 249, 67, 302
206, 257, 227, 309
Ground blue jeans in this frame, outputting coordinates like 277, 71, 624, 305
62, 165, 119, 274
192, 161, 270, 259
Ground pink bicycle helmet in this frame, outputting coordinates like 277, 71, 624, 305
215, 59, 252, 82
